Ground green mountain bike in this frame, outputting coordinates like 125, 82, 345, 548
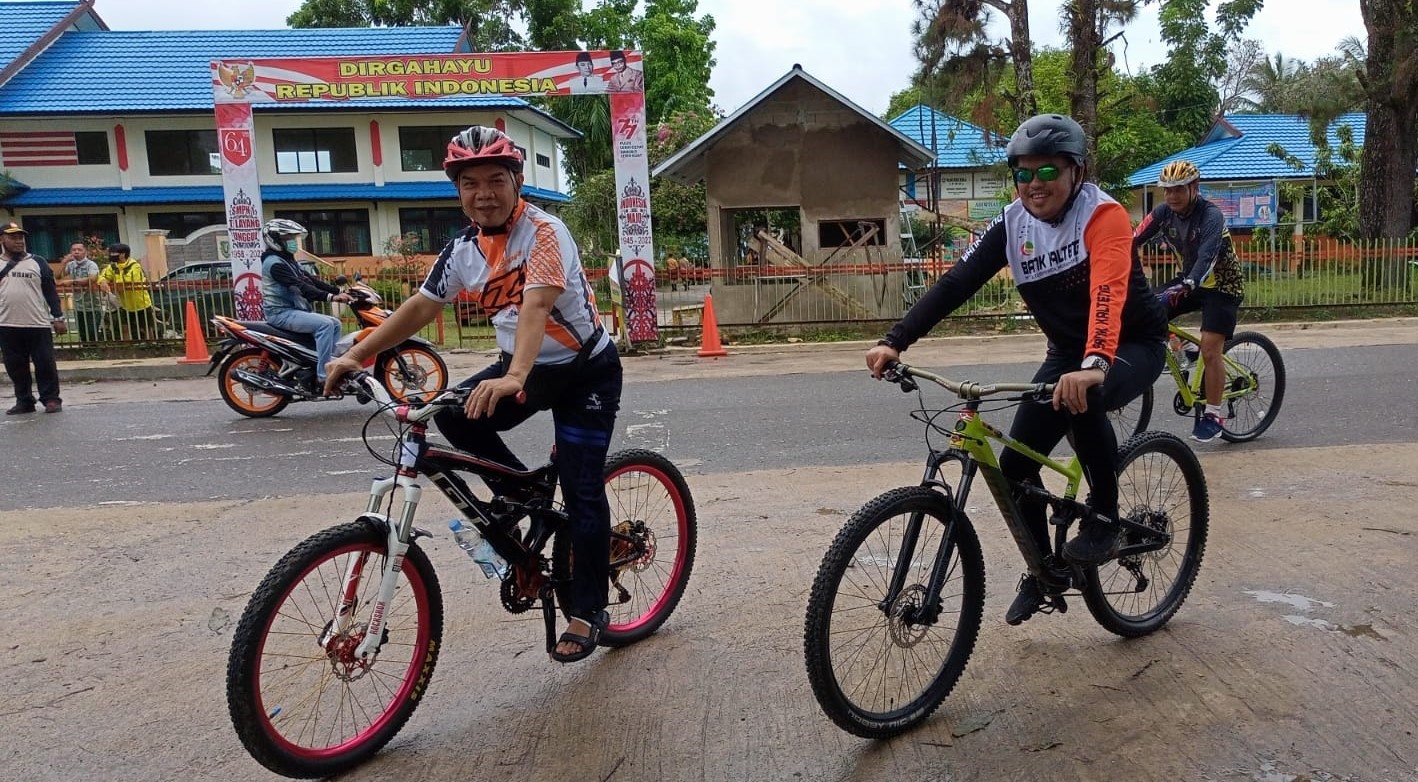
804, 362, 1208, 738
1109, 324, 1286, 443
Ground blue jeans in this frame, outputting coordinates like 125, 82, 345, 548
266, 309, 342, 381
434, 344, 623, 620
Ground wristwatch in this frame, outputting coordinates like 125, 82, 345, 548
1182, 278, 1196, 290
1080, 355, 1110, 375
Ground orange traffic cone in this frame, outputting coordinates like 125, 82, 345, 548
176, 300, 211, 364
696, 294, 728, 358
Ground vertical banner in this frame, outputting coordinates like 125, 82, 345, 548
213, 79, 265, 318
610, 91, 657, 342
210, 51, 658, 338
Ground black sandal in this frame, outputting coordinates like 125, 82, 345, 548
550, 610, 608, 664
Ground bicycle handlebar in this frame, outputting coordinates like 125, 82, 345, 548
883, 361, 1054, 400
346, 372, 525, 424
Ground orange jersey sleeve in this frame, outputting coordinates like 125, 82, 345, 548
1083, 202, 1134, 361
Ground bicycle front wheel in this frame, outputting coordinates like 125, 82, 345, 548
1219, 331, 1285, 442
1083, 431, 1208, 637
553, 449, 697, 647
804, 486, 985, 738
227, 521, 443, 779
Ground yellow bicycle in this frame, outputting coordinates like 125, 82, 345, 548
1109, 324, 1286, 442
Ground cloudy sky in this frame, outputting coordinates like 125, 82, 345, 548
92, 0, 1365, 116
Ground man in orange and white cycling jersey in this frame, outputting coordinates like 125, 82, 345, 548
325, 126, 621, 664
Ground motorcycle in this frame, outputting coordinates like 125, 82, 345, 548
208, 277, 449, 418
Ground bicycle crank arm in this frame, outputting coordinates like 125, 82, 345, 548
540, 584, 558, 655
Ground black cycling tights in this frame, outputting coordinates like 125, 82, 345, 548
434, 346, 623, 619
998, 340, 1165, 559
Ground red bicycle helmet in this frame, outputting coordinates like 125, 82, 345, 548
444, 126, 524, 180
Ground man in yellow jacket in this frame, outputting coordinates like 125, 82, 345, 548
97, 243, 158, 340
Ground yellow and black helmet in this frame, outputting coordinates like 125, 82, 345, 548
1158, 160, 1200, 188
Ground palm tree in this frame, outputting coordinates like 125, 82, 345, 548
1241, 52, 1303, 112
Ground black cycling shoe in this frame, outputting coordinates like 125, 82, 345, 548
1005, 574, 1047, 625
1064, 518, 1120, 564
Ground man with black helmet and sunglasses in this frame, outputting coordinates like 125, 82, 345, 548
866, 114, 1168, 626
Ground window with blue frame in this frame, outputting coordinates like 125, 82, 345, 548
19, 214, 120, 261
274, 209, 372, 256
397, 207, 469, 252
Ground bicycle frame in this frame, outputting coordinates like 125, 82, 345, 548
889, 366, 1174, 603
1163, 323, 1254, 412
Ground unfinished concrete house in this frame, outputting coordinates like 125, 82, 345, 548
653, 66, 933, 326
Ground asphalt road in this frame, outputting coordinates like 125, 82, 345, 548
2, 342, 1414, 511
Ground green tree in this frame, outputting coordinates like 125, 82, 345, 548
1357, 0, 1418, 251
984, 48, 1185, 193
883, 86, 924, 121
910, 0, 1037, 122
289, 0, 527, 50
1062, 0, 1141, 169
1267, 123, 1361, 241
1148, 0, 1264, 140
566, 107, 718, 257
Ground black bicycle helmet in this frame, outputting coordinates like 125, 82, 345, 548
1006, 114, 1088, 168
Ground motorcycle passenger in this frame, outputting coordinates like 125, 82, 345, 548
260, 219, 349, 393
865, 114, 1168, 625
324, 126, 622, 664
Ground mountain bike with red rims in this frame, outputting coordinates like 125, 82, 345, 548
225, 374, 696, 779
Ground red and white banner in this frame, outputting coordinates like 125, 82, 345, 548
609, 92, 657, 342
214, 102, 266, 319
0, 131, 78, 167
211, 51, 657, 340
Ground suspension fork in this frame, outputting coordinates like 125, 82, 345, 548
880, 450, 973, 615
329, 427, 427, 661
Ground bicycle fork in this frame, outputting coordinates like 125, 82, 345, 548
319, 474, 423, 662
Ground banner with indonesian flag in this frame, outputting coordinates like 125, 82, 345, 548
211, 50, 657, 339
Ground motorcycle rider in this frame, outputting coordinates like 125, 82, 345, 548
324, 126, 622, 664
260, 219, 349, 393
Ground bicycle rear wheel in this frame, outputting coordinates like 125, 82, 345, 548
804, 486, 985, 738
227, 521, 442, 778
1218, 331, 1285, 442
1082, 431, 1208, 637
553, 449, 697, 647
1108, 384, 1153, 441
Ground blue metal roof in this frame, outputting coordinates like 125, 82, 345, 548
0, 2, 73, 78
0, 26, 571, 133
888, 105, 1007, 169
1128, 113, 1367, 187
0, 181, 569, 206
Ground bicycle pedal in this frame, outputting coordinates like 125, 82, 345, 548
1040, 593, 1068, 615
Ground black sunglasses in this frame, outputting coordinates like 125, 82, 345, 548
1012, 164, 1064, 184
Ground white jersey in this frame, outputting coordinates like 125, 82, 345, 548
420, 200, 608, 364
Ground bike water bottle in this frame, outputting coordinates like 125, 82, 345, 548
449, 519, 507, 579
1167, 334, 1187, 368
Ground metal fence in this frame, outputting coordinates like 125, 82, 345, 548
49, 239, 1418, 352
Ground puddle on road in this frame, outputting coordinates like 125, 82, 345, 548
1283, 615, 1339, 631
1243, 590, 1335, 612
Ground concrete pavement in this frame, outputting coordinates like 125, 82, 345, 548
3, 315, 1418, 387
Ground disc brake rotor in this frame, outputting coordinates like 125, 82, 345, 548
886, 584, 931, 648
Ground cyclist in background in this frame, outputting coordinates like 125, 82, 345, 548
1133, 160, 1247, 442
866, 114, 1168, 626
324, 126, 622, 664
